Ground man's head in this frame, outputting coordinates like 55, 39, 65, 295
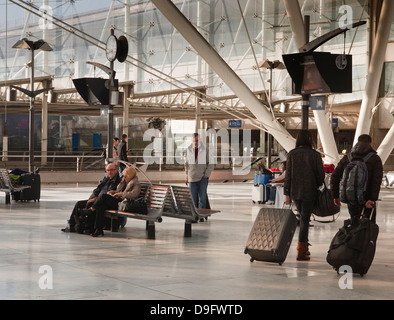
357, 134, 372, 145
113, 137, 119, 146
192, 133, 199, 148
121, 134, 127, 141
105, 162, 119, 179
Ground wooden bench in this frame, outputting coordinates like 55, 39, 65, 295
0, 169, 31, 204
163, 185, 220, 237
105, 184, 168, 239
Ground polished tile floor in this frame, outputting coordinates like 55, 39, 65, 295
0, 182, 393, 301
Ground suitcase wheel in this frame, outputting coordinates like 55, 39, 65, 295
250, 258, 255, 263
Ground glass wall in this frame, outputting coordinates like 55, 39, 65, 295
0, 0, 385, 152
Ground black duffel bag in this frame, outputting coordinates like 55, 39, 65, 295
313, 183, 340, 217
120, 197, 148, 215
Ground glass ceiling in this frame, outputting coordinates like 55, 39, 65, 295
0, 0, 374, 106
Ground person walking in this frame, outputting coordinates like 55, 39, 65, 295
330, 134, 383, 223
185, 133, 214, 209
284, 130, 325, 261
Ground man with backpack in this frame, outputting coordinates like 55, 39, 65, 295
330, 134, 383, 222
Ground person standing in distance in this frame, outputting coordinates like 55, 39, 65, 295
284, 130, 325, 261
185, 133, 214, 209
117, 134, 129, 172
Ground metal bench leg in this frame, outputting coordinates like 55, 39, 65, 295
184, 221, 192, 237
5, 193, 10, 205
147, 221, 155, 239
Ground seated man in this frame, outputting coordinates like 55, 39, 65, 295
61, 162, 121, 233
88, 166, 141, 237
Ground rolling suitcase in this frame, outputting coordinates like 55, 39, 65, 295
252, 184, 267, 204
326, 208, 378, 276
244, 207, 297, 265
16, 173, 41, 202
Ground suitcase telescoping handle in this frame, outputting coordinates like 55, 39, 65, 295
361, 205, 375, 220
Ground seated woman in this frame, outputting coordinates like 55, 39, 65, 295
89, 166, 141, 237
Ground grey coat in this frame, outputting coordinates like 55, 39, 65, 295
284, 146, 325, 202
185, 143, 214, 182
112, 176, 141, 200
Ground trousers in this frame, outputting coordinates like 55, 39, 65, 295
189, 177, 209, 208
92, 193, 121, 230
293, 200, 314, 243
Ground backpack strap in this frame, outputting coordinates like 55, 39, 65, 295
362, 152, 375, 163
347, 153, 352, 162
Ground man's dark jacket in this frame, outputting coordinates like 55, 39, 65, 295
117, 140, 128, 162
89, 173, 121, 200
330, 142, 383, 202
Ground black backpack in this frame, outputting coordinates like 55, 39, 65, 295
339, 152, 374, 205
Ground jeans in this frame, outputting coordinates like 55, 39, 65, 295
189, 177, 209, 208
269, 186, 276, 202
293, 200, 314, 243
347, 203, 376, 222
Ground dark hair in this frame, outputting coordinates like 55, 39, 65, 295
295, 130, 313, 148
121, 134, 127, 139
114, 137, 119, 141
357, 134, 372, 144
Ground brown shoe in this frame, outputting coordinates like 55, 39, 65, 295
297, 241, 311, 261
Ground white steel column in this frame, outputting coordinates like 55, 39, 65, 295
377, 123, 394, 165
283, 0, 339, 164
151, 0, 295, 152
41, 0, 49, 166
354, 0, 394, 144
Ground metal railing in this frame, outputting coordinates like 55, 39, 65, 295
0, 150, 271, 173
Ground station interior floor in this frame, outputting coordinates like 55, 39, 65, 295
0, 181, 393, 301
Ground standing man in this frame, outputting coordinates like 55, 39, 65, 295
117, 134, 129, 172
185, 133, 214, 209
330, 134, 383, 222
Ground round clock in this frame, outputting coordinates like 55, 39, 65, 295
106, 34, 118, 62
335, 54, 347, 70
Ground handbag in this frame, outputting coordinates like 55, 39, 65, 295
313, 183, 340, 217
120, 197, 148, 215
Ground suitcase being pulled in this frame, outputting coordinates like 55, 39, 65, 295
326, 208, 378, 276
244, 207, 297, 265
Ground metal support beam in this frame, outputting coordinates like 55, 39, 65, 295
151, 0, 295, 152
283, 0, 339, 164
377, 123, 394, 165
354, 0, 394, 144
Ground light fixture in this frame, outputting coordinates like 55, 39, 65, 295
12, 38, 53, 172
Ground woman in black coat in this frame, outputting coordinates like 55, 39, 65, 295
284, 130, 325, 261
